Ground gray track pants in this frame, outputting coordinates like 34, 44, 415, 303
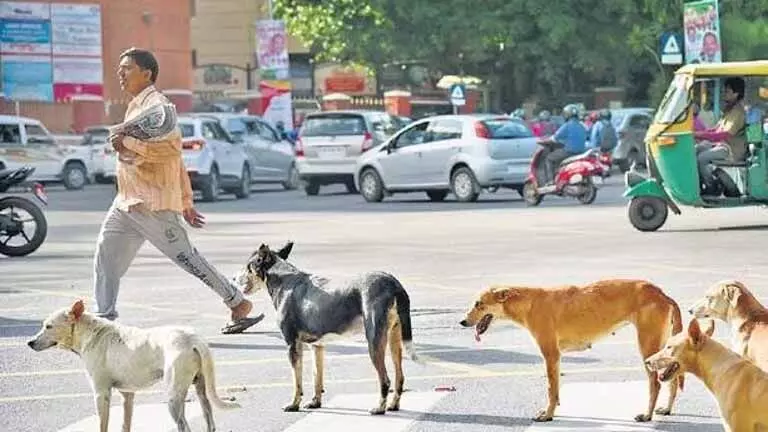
92, 204, 244, 319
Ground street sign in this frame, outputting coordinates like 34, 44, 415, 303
660, 32, 683, 65
449, 84, 466, 107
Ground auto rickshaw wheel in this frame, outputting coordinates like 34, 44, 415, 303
628, 197, 668, 232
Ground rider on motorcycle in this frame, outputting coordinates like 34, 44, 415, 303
590, 109, 618, 152
540, 104, 587, 185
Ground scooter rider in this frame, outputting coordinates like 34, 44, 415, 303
540, 104, 587, 185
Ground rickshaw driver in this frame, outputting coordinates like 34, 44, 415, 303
693, 77, 747, 189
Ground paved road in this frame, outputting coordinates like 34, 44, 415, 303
2, 177, 767, 432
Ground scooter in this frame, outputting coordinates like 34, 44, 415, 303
0, 166, 49, 257
522, 139, 608, 206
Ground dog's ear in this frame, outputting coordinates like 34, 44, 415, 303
492, 288, 516, 304
688, 318, 704, 347
276, 241, 294, 260
257, 243, 270, 255
702, 319, 716, 337
69, 299, 85, 321
724, 282, 743, 307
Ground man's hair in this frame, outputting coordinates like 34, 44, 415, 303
724, 77, 745, 101
119, 47, 159, 83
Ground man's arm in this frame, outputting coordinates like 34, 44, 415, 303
695, 109, 745, 142
119, 100, 182, 162
180, 160, 193, 210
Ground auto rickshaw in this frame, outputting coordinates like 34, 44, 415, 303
624, 60, 768, 232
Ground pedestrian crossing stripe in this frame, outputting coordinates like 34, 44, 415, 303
57, 402, 202, 432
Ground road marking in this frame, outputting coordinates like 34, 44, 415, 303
282, 391, 447, 432
0, 365, 641, 403
525, 380, 720, 431
57, 402, 202, 432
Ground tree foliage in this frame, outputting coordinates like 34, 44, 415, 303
274, 0, 768, 109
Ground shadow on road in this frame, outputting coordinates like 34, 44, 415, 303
0, 316, 41, 338
538, 416, 722, 431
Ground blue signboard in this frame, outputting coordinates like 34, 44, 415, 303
1, 58, 53, 102
0, 19, 50, 44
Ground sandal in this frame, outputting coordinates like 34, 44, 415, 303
221, 314, 265, 335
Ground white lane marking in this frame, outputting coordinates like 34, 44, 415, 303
525, 380, 719, 431
57, 402, 202, 432
282, 391, 448, 432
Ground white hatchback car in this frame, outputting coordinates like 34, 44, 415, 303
354, 114, 539, 202
0, 115, 93, 190
177, 116, 250, 202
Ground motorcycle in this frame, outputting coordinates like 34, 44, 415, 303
522, 139, 608, 206
0, 166, 49, 257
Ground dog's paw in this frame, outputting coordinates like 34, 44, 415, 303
654, 407, 672, 416
634, 413, 652, 422
386, 402, 400, 412
369, 406, 386, 415
283, 404, 300, 412
303, 400, 321, 409
533, 410, 553, 422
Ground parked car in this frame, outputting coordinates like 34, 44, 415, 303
354, 114, 539, 203
191, 113, 299, 190
0, 115, 92, 190
610, 108, 654, 172
177, 115, 250, 202
79, 125, 116, 184
295, 110, 402, 196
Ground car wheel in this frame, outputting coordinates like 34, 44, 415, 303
282, 165, 300, 190
62, 162, 87, 190
628, 197, 668, 232
200, 165, 220, 202
426, 190, 448, 202
360, 169, 384, 202
234, 165, 251, 199
304, 181, 320, 196
450, 167, 480, 202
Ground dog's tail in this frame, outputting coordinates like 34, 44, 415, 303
665, 293, 685, 392
393, 282, 422, 364
193, 340, 242, 410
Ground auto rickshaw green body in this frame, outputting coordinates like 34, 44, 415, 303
623, 60, 768, 231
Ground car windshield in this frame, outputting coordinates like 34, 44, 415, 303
179, 123, 195, 138
653, 75, 690, 124
225, 118, 247, 135
301, 114, 366, 136
480, 118, 533, 139
81, 129, 109, 145
611, 115, 625, 129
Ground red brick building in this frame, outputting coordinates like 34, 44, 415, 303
0, 0, 192, 133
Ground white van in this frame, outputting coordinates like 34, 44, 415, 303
0, 115, 93, 190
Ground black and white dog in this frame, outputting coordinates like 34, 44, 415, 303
235, 242, 420, 414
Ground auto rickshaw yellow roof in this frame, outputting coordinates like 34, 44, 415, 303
675, 60, 768, 77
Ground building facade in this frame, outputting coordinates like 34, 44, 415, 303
0, 0, 192, 132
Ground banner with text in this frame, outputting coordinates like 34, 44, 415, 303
255, 19, 290, 80
683, 0, 722, 64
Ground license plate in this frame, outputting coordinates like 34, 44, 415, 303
317, 146, 346, 159
591, 176, 604, 185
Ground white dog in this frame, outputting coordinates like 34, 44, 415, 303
27, 300, 239, 432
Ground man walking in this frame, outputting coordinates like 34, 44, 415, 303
94, 47, 263, 334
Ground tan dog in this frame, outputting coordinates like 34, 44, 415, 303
646, 318, 768, 432
689, 280, 768, 371
459, 279, 684, 423
27, 300, 239, 432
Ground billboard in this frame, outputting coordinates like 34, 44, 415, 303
683, 0, 722, 64
255, 19, 290, 80
0, 1, 103, 102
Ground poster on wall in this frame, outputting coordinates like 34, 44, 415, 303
259, 80, 294, 129
683, 0, 722, 64
1, 55, 53, 101
0, 1, 51, 56
255, 19, 290, 80
50, 3, 103, 100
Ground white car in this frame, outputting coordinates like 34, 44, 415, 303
0, 115, 93, 190
354, 114, 539, 203
79, 126, 116, 184
177, 116, 250, 202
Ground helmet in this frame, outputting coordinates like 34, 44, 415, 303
562, 104, 579, 119
599, 109, 611, 120
538, 110, 551, 121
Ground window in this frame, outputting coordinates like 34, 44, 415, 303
191, 49, 197, 67
0, 124, 21, 145
258, 121, 279, 141
654, 74, 690, 124
629, 115, 650, 129
301, 114, 366, 136
202, 122, 221, 140
226, 118, 248, 136
392, 122, 430, 148
479, 118, 533, 139
25, 124, 53, 143
428, 119, 463, 141
179, 123, 195, 138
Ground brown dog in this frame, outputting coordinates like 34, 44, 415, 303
459, 279, 683, 423
689, 280, 768, 371
646, 318, 768, 432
